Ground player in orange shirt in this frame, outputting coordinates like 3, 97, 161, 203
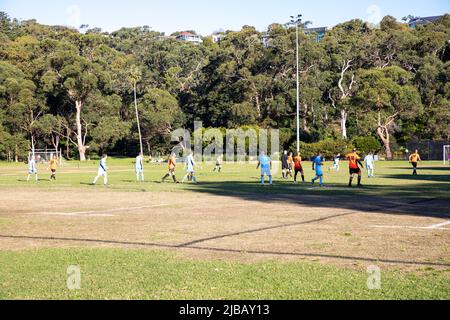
48, 155, 58, 181
161, 153, 179, 183
346, 149, 364, 187
409, 150, 421, 175
293, 152, 305, 183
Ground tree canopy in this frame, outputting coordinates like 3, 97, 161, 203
0, 12, 449, 160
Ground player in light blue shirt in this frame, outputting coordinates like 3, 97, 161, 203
257, 151, 272, 186
311, 153, 324, 187
135, 153, 144, 182
92, 154, 108, 185
27, 155, 38, 182
364, 153, 375, 178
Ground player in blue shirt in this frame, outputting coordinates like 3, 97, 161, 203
311, 153, 324, 187
257, 151, 273, 186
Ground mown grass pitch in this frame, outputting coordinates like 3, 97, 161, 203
0, 159, 449, 299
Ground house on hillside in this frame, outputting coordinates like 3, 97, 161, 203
211, 33, 226, 43
176, 32, 203, 44
304, 27, 328, 42
408, 16, 444, 28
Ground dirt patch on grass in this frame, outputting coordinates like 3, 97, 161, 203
0, 189, 448, 271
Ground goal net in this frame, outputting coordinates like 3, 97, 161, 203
29, 149, 63, 166
444, 145, 450, 165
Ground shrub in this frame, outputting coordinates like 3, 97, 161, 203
291, 139, 354, 160
352, 136, 382, 154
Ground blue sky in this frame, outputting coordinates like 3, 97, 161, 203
0, 0, 448, 35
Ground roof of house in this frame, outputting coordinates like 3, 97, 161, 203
178, 31, 199, 37
409, 16, 443, 24
304, 27, 327, 33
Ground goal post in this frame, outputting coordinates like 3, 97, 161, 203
444, 145, 450, 165
28, 149, 63, 166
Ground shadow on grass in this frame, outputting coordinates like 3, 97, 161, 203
0, 234, 448, 267
187, 180, 450, 219
383, 174, 450, 183
388, 166, 450, 172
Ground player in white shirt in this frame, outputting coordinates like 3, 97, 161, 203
364, 153, 375, 178
213, 155, 223, 172
27, 155, 38, 182
135, 153, 144, 182
182, 151, 198, 184
92, 154, 108, 185
329, 154, 341, 172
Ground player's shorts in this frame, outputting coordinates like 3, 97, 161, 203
349, 168, 361, 175
315, 166, 323, 176
261, 167, 271, 176
97, 169, 107, 176
135, 167, 143, 173
51, 169, 56, 174
295, 166, 303, 172
28, 170, 37, 174
282, 163, 289, 170
366, 165, 374, 170
411, 162, 417, 168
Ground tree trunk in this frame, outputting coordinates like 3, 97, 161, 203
254, 93, 261, 119
75, 100, 86, 161
341, 109, 348, 140
302, 103, 310, 133
52, 135, 60, 152
377, 126, 392, 160
66, 127, 70, 159
31, 135, 35, 155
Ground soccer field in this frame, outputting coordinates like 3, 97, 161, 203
0, 159, 449, 299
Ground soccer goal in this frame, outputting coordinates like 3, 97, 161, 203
444, 145, 450, 165
29, 149, 63, 166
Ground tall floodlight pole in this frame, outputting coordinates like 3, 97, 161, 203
131, 67, 144, 156
290, 14, 302, 153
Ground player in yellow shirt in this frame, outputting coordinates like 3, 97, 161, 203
409, 150, 421, 176
48, 155, 58, 181
161, 153, 179, 183
346, 149, 364, 187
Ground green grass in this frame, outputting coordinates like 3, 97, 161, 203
0, 159, 449, 200
0, 159, 449, 300
0, 249, 448, 300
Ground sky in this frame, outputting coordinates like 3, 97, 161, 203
0, 0, 448, 35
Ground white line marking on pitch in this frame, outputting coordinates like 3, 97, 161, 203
425, 221, 450, 229
370, 223, 450, 231
42, 213, 115, 217
27, 204, 169, 217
